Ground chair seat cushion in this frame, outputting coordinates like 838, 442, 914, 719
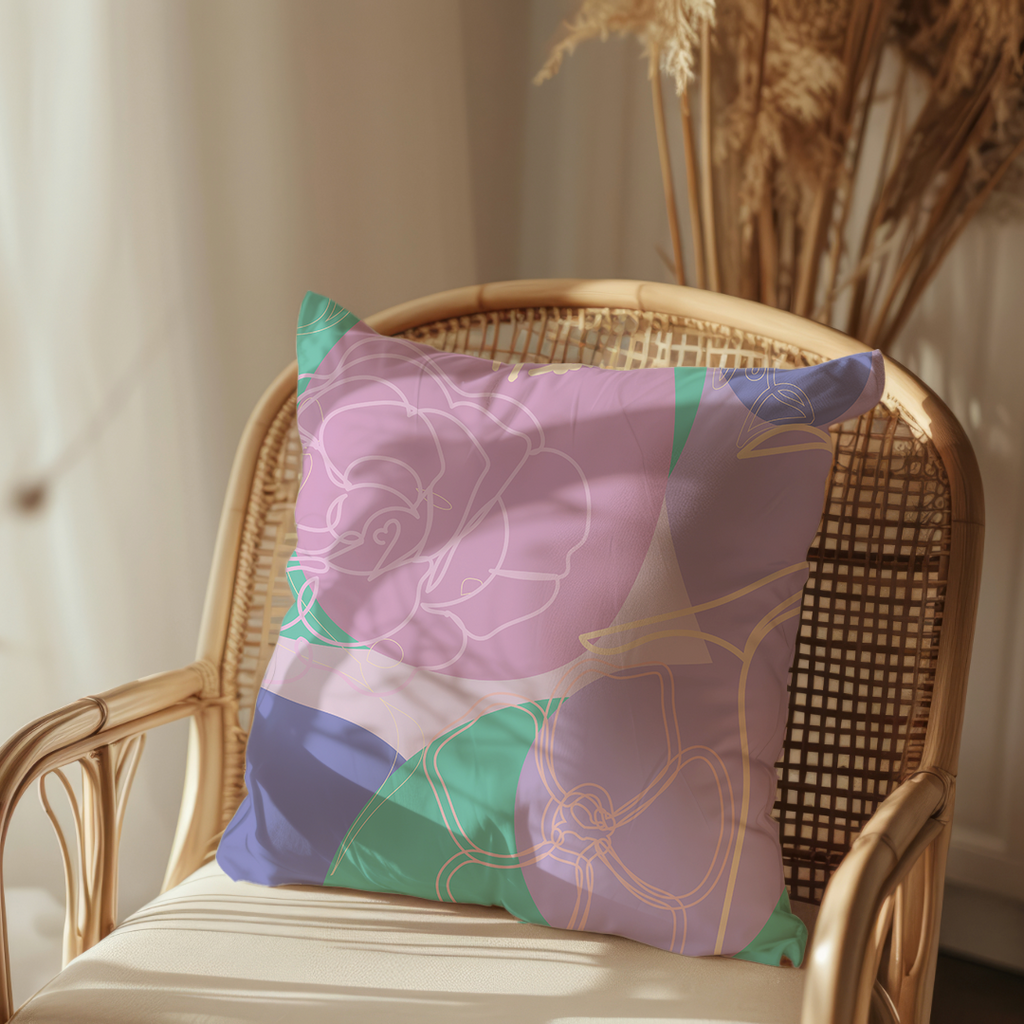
13, 861, 807, 1024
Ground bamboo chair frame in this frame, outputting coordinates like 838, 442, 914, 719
0, 280, 983, 1024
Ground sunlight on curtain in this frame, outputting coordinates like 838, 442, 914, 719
0, 0, 481, 1007
0, 0, 218, 720
0, 0, 217, 1003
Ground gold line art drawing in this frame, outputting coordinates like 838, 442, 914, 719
736, 424, 833, 460
322, 557, 807, 954
714, 589, 804, 954
523, 664, 735, 954
578, 562, 808, 657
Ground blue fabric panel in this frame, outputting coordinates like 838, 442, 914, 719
722, 351, 875, 426
217, 689, 403, 886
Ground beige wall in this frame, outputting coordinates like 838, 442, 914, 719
894, 221, 1024, 909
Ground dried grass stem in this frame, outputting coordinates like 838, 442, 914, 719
536, 0, 1024, 351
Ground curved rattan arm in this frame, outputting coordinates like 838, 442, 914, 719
801, 769, 953, 1024
0, 661, 213, 1022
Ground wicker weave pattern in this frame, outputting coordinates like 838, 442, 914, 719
218, 307, 950, 906
782, 408, 947, 902
220, 402, 301, 813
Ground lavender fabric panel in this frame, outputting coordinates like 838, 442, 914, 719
293, 330, 675, 680
217, 689, 403, 886
662, 374, 836, 794
665, 375, 830, 628
513, 655, 782, 956
668, 360, 884, 614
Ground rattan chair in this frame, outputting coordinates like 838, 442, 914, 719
0, 280, 983, 1024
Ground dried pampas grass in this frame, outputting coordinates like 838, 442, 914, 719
535, 0, 716, 91
535, 1, 717, 288
537, 0, 1024, 352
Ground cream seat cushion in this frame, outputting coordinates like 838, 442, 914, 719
13, 861, 810, 1024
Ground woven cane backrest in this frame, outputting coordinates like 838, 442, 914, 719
219, 305, 950, 907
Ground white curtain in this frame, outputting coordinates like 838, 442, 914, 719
2, 0, 1023, 1005
0, 0, 479, 1005
0, 1, 215, 1000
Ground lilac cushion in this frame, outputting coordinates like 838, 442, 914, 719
218, 292, 885, 966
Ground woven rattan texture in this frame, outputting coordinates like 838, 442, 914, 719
219, 307, 950, 905
220, 399, 301, 821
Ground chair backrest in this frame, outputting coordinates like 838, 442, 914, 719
173, 280, 983, 908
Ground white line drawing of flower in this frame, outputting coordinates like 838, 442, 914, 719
294, 337, 594, 675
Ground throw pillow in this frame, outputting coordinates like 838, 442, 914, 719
218, 291, 884, 966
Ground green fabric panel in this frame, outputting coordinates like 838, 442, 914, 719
295, 291, 360, 398
278, 555, 364, 648
732, 888, 808, 967
670, 367, 706, 474
325, 700, 562, 926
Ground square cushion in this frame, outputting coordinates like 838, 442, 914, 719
218, 292, 884, 967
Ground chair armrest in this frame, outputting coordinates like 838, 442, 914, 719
0, 660, 213, 1022
4, 659, 211, 777
801, 768, 952, 1024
